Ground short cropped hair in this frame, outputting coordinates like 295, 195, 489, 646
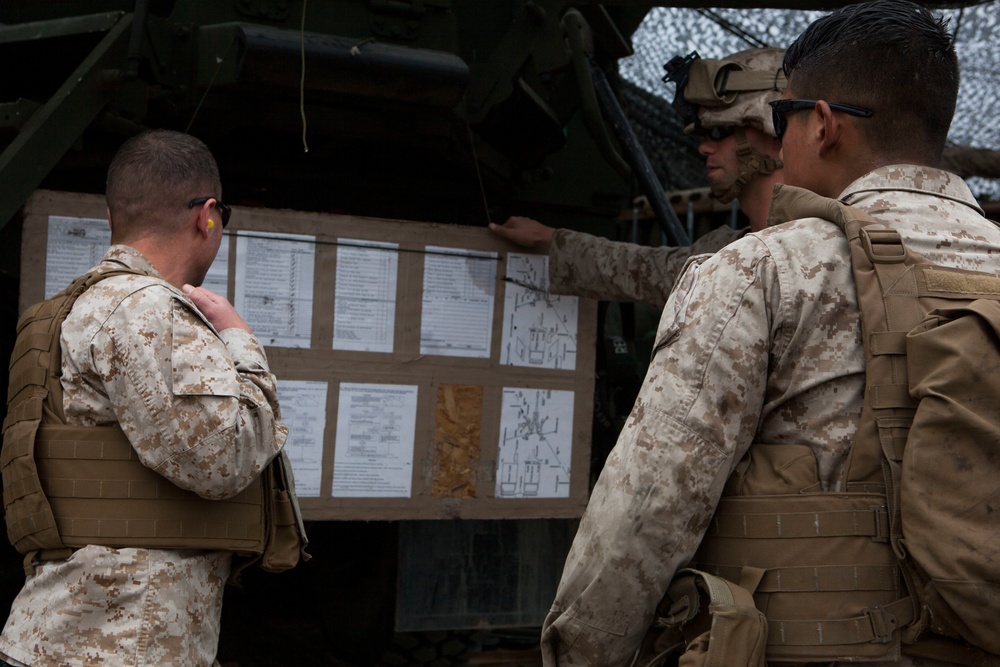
783, 0, 958, 165
106, 129, 221, 238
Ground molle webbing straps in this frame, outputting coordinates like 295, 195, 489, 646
1, 267, 271, 569
2, 268, 145, 556
35, 423, 265, 553
767, 184, 1000, 659
695, 487, 909, 662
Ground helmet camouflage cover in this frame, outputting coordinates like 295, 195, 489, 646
667, 47, 787, 137
663, 47, 787, 204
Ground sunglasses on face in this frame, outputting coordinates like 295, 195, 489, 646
188, 197, 232, 228
694, 125, 736, 141
768, 99, 874, 141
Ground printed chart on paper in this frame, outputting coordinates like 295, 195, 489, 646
495, 387, 573, 499
332, 383, 418, 498
333, 239, 398, 353
45, 216, 229, 298
420, 246, 497, 357
276, 380, 328, 498
501, 253, 578, 370
234, 232, 315, 348
45, 216, 110, 298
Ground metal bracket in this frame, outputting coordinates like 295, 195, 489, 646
0, 13, 136, 231
0, 100, 41, 131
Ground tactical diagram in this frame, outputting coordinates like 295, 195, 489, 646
501, 254, 578, 370
276, 380, 328, 497
495, 387, 573, 499
343, 391, 409, 457
333, 383, 418, 498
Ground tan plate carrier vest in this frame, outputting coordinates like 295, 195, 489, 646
689, 185, 999, 665
1, 267, 306, 574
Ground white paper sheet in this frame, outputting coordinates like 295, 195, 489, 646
495, 387, 573, 499
234, 232, 315, 348
420, 246, 497, 357
276, 379, 328, 498
45, 216, 110, 298
332, 383, 418, 498
500, 253, 578, 370
44, 214, 232, 300
333, 240, 399, 353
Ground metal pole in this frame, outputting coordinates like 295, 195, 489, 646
590, 61, 690, 246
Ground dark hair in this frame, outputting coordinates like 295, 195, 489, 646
106, 129, 221, 234
783, 0, 958, 164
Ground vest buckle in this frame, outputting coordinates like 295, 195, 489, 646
860, 228, 906, 264
865, 605, 898, 643
872, 505, 890, 544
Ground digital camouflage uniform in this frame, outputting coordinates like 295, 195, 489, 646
540, 165, 1000, 667
0, 245, 287, 667
548, 225, 746, 308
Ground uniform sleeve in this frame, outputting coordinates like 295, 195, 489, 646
92, 285, 286, 500
540, 236, 780, 665
547, 226, 746, 308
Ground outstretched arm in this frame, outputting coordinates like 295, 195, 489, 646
488, 216, 556, 250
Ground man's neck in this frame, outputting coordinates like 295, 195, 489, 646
740, 172, 783, 232
124, 237, 192, 289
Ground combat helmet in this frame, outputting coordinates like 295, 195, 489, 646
663, 47, 787, 203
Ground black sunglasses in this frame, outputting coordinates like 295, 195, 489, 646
769, 99, 874, 140
188, 197, 232, 228
694, 125, 736, 142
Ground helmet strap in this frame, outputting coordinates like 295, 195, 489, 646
710, 127, 783, 205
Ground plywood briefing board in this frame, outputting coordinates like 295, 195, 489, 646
20, 190, 596, 520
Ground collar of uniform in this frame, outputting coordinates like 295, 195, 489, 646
839, 164, 984, 216
101, 244, 165, 279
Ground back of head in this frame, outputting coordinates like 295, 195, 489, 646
667, 47, 787, 137
106, 129, 221, 242
783, 0, 958, 166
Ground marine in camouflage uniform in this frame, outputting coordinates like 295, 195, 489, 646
542, 3, 996, 665
540, 165, 1000, 667
491, 48, 786, 307
0, 132, 286, 667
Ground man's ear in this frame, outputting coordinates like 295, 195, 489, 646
814, 100, 843, 158
193, 199, 214, 238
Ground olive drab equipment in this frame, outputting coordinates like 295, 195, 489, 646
1, 267, 308, 575
682, 184, 1000, 665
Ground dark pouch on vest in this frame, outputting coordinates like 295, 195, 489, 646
259, 451, 309, 572
635, 569, 767, 667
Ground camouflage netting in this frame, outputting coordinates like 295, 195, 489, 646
619, 3, 1000, 202
620, 81, 710, 193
